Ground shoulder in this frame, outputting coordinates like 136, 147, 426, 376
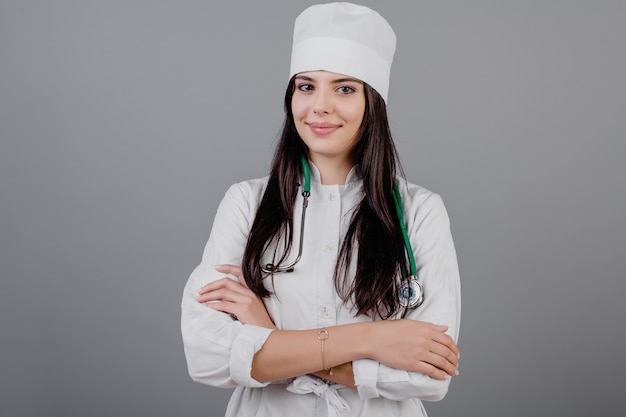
223, 176, 269, 202
395, 177, 450, 227
216, 176, 269, 218
211, 176, 270, 232
396, 177, 443, 208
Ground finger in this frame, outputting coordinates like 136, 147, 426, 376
425, 349, 459, 377
428, 328, 457, 352
196, 287, 249, 304
424, 345, 459, 376
204, 300, 239, 320
202, 293, 274, 326
433, 343, 459, 370
416, 325, 458, 369
412, 321, 448, 336
411, 360, 450, 381
215, 265, 247, 286
197, 283, 248, 304
215, 264, 241, 275
198, 277, 247, 295
429, 337, 459, 369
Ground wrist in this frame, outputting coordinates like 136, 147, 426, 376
311, 362, 356, 389
352, 321, 377, 360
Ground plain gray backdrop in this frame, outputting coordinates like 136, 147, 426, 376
1, 1, 625, 416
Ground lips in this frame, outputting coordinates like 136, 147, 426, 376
307, 122, 340, 136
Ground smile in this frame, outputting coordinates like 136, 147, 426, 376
307, 122, 340, 136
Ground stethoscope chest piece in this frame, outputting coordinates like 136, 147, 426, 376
398, 276, 424, 308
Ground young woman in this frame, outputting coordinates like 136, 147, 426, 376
181, 3, 461, 416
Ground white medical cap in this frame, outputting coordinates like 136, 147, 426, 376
289, 2, 397, 103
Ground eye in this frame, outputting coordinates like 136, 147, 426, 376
337, 85, 356, 94
296, 83, 314, 92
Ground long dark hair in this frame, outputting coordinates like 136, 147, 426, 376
241, 77, 409, 319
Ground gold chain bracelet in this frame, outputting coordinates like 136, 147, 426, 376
317, 329, 334, 376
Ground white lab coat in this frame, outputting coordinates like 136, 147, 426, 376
181, 163, 461, 417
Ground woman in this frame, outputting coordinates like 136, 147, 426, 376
181, 3, 461, 416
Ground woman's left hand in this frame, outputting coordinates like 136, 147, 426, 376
196, 264, 276, 329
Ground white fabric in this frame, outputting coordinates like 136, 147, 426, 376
287, 376, 349, 417
181, 162, 461, 417
289, 2, 396, 102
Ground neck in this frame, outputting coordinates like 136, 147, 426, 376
310, 156, 353, 185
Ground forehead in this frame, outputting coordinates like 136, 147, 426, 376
295, 70, 363, 83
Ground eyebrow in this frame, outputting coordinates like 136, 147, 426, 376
295, 74, 362, 84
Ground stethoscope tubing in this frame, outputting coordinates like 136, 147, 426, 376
259, 156, 423, 308
261, 156, 311, 274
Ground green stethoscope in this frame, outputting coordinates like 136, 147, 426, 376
261, 156, 424, 308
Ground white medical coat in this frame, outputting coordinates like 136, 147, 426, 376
181, 163, 461, 417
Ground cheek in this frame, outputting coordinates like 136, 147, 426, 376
290, 100, 306, 138
290, 97, 306, 121
346, 95, 366, 122
348, 103, 366, 128
354, 110, 365, 126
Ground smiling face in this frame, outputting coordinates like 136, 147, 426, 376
291, 70, 366, 168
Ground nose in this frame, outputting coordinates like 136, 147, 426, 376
313, 90, 333, 114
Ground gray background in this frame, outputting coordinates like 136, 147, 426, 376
1, 1, 624, 416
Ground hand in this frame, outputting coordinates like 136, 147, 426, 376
369, 319, 459, 380
196, 264, 276, 329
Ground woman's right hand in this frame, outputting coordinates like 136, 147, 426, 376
196, 264, 277, 330
368, 319, 459, 380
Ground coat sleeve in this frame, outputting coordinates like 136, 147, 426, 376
352, 191, 461, 401
181, 181, 275, 388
